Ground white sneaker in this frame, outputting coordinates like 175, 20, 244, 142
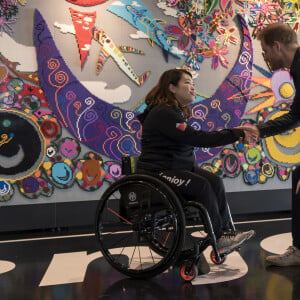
217, 230, 255, 254
235, 230, 255, 241
266, 246, 300, 267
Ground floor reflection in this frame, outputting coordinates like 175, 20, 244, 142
0, 215, 297, 300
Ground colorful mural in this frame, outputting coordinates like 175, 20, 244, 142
0, 66, 122, 200
0, 0, 299, 202
200, 66, 300, 184
34, 9, 252, 163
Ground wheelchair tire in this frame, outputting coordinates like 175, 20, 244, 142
210, 249, 226, 265
180, 263, 197, 282
95, 174, 186, 279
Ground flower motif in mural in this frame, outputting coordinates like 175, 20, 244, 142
164, 1, 232, 70
190, 0, 205, 16
216, 26, 238, 46
0, 0, 25, 36
204, 9, 229, 32
236, 0, 291, 37
197, 22, 214, 45
184, 44, 204, 70
163, 0, 300, 73
165, 16, 196, 50
202, 41, 229, 69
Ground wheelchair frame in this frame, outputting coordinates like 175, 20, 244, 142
95, 156, 236, 281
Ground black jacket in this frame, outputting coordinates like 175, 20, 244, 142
137, 105, 245, 172
258, 47, 300, 138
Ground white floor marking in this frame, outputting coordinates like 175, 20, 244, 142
39, 251, 102, 286
190, 231, 248, 284
260, 232, 292, 254
38, 244, 248, 286
3, 218, 292, 286
0, 233, 95, 244
0, 261, 15, 275
235, 217, 291, 225
192, 247, 248, 285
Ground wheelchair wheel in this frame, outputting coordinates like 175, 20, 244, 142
210, 249, 226, 265
180, 263, 197, 282
95, 174, 186, 279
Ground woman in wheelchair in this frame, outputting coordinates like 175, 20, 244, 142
96, 68, 257, 281
136, 68, 255, 257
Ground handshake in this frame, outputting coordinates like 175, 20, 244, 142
235, 125, 260, 145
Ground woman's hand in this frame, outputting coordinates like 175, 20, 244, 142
236, 125, 260, 144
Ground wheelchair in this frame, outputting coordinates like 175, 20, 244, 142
95, 156, 236, 282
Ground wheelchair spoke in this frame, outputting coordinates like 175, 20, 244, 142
107, 207, 133, 225
129, 244, 137, 266
163, 232, 171, 247
108, 231, 134, 251
138, 246, 142, 269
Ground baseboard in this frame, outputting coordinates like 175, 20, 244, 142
227, 188, 291, 214
0, 189, 291, 232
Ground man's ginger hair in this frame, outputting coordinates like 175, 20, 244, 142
257, 23, 298, 47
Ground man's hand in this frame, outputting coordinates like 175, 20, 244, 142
296, 179, 300, 194
235, 125, 260, 144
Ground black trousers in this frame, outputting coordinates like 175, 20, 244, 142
292, 165, 300, 248
157, 166, 231, 239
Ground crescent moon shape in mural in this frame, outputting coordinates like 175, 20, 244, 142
0, 145, 24, 168
33, 9, 252, 162
66, 0, 108, 5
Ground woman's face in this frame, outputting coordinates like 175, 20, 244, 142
169, 73, 195, 106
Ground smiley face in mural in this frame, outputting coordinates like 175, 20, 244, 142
0, 110, 45, 180
51, 162, 73, 185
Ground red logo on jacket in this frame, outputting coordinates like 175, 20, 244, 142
176, 122, 187, 131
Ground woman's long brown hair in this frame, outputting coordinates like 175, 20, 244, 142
145, 69, 192, 118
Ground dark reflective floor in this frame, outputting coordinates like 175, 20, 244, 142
0, 212, 299, 300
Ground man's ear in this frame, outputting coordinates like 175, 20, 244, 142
273, 40, 281, 52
